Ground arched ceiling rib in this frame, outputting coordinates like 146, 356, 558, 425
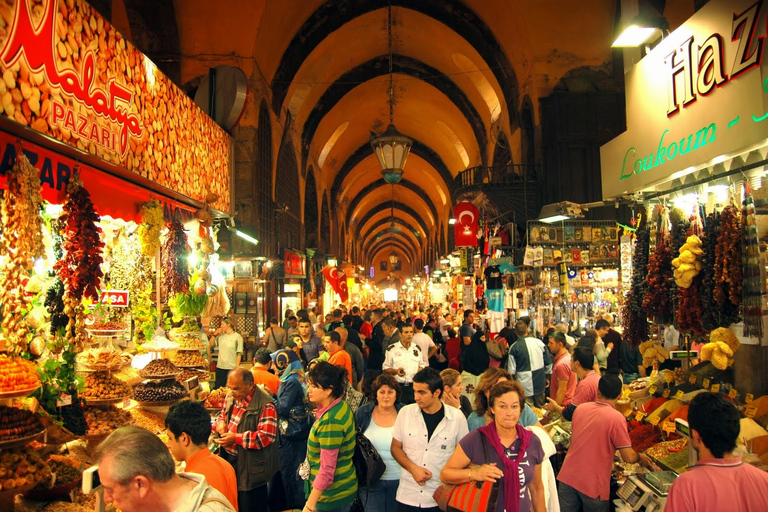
348, 187, 434, 236
345, 180, 438, 227
301, 54, 487, 168
368, 237, 417, 264
360, 217, 424, 246
358, 208, 427, 245
268, 1, 519, 124
352, 201, 430, 236
363, 227, 421, 258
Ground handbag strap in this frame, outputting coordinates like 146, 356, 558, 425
480, 431, 491, 464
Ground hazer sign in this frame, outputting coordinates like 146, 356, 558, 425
601, 0, 768, 199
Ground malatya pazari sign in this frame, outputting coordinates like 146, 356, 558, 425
0, 0, 231, 212
601, 0, 768, 199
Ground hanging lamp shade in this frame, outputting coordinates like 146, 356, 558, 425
389, 250, 399, 264
371, 124, 412, 185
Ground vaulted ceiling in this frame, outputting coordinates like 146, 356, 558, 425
111, 0, 649, 275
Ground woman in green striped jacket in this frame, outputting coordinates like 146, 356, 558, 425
302, 362, 358, 512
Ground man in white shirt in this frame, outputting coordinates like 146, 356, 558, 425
412, 318, 437, 361
384, 324, 426, 404
210, 318, 243, 390
391, 368, 469, 512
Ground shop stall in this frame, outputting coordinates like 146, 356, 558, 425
0, 0, 234, 508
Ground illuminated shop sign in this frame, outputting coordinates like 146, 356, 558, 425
0, 0, 231, 212
284, 250, 306, 277
601, 0, 768, 198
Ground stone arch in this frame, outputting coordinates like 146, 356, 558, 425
320, 193, 331, 254
305, 166, 319, 250
257, 100, 275, 257
520, 96, 535, 168
275, 137, 302, 251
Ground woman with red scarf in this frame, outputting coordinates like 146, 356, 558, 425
441, 380, 546, 512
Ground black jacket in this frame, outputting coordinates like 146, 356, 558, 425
354, 401, 404, 432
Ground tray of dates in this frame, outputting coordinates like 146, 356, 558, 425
0, 355, 41, 398
138, 358, 181, 379
80, 372, 132, 404
0, 405, 45, 447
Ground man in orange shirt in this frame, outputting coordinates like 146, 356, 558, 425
250, 348, 281, 396
165, 399, 238, 511
323, 330, 353, 384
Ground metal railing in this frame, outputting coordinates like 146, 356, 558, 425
455, 164, 539, 188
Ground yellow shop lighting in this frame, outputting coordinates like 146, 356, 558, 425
538, 201, 584, 223
225, 217, 259, 246
612, 16, 668, 47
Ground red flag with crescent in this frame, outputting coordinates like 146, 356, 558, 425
453, 201, 479, 247
321, 265, 341, 295
337, 271, 349, 303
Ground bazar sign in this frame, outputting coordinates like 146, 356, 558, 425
0, 0, 231, 213
0, 130, 195, 224
284, 250, 306, 277
601, 0, 768, 199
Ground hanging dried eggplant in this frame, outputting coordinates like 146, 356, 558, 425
643, 239, 674, 322
623, 216, 650, 348
741, 185, 763, 339
162, 220, 191, 298
700, 211, 724, 330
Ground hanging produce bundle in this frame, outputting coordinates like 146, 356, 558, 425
623, 216, 650, 348
53, 174, 104, 301
699, 212, 725, 330
699, 327, 740, 370
162, 220, 191, 298
672, 235, 703, 288
138, 199, 164, 257
667, 209, 689, 317
677, 279, 706, 335
0, 151, 45, 353
713, 205, 742, 308
741, 186, 763, 340
643, 239, 674, 322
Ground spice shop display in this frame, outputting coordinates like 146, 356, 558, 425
75, 348, 131, 371
129, 407, 167, 434
26, 454, 88, 500
133, 379, 187, 404
0, 356, 40, 396
0, 446, 52, 493
83, 405, 133, 437
138, 358, 180, 379
170, 350, 207, 368
175, 369, 208, 385
78, 372, 132, 402
0, 406, 44, 444
623, 216, 650, 348
162, 219, 191, 298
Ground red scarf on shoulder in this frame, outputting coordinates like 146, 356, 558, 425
477, 422, 532, 512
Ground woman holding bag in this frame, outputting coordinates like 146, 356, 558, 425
269, 349, 309, 512
354, 373, 403, 512
263, 317, 287, 352
440, 380, 546, 512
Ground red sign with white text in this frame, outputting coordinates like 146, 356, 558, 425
0, 0, 231, 212
284, 250, 306, 277
98, 290, 129, 307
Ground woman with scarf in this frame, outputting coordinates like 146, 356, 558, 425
441, 380, 546, 512
268, 349, 309, 512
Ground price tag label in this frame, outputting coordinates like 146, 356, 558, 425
648, 385, 657, 395
56, 394, 72, 407
711, 384, 720, 393
663, 389, 671, 398
729, 388, 738, 399
635, 411, 646, 422
703, 378, 710, 390
665, 372, 675, 383
746, 406, 757, 419
651, 370, 659, 378
623, 408, 633, 418
649, 415, 660, 426
122, 397, 132, 409
746, 393, 754, 404
675, 390, 685, 400
662, 421, 676, 433
689, 374, 697, 384
621, 387, 631, 399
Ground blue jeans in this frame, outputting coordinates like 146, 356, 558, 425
622, 372, 640, 385
360, 479, 399, 512
558, 481, 609, 512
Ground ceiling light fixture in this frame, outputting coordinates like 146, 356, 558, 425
370, 1, 412, 185
538, 201, 584, 223
611, 15, 668, 47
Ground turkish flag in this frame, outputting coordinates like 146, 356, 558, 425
337, 271, 349, 303
453, 202, 479, 247
321, 266, 341, 295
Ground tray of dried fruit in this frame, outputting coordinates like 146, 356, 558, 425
79, 372, 133, 405
0, 385, 41, 399
0, 403, 46, 448
76, 349, 133, 372
174, 339, 208, 351
134, 399, 183, 407
0, 446, 52, 507
0, 429, 46, 448
138, 359, 182, 380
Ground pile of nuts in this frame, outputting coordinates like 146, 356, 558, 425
38, 454, 87, 488
176, 369, 208, 384
174, 336, 206, 350
129, 408, 166, 434
83, 405, 133, 436
138, 358, 179, 378
80, 372, 132, 400
133, 380, 187, 403
0, 446, 51, 491
171, 351, 207, 368
0, 405, 43, 440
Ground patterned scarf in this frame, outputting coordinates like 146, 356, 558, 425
478, 422, 532, 512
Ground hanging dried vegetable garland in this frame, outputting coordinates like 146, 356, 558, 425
713, 205, 742, 309
699, 211, 725, 331
668, 209, 689, 318
138, 199, 163, 258
623, 215, 650, 348
162, 220, 191, 298
678, 278, 706, 335
741, 185, 763, 339
643, 239, 674, 323
0, 150, 45, 353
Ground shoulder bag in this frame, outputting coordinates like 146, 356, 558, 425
353, 426, 386, 487
278, 401, 311, 440
432, 433, 499, 512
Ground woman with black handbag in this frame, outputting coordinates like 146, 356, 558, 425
354, 373, 403, 512
269, 349, 310, 512
440, 380, 546, 512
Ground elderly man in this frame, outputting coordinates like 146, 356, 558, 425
96, 426, 235, 512
214, 368, 279, 512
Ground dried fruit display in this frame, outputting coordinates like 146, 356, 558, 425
176, 369, 208, 384
53, 174, 104, 302
677, 280, 706, 335
138, 358, 180, 378
699, 212, 726, 330
44, 279, 70, 336
60, 397, 87, 436
129, 407, 166, 433
139, 199, 163, 258
39, 454, 87, 487
0, 151, 45, 353
203, 387, 229, 409
0, 446, 52, 491
79, 372, 132, 400
162, 220, 191, 298
0, 355, 40, 392
643, 240, 674, 322
171, 350, 207, 368
83, 405, 133, 436
741, 186, 763, 339
713, 205, 742, 308
133, 379, 187, 403
623, 217, 650, 348
0, 405, 43, 440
